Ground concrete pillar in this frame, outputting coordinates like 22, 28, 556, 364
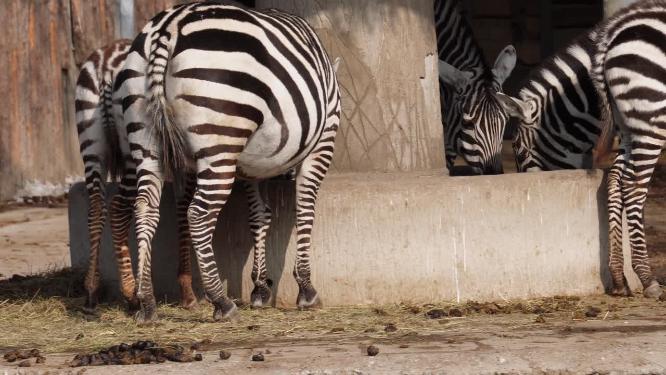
604, 0, 638, 18
254, 0, 445, 173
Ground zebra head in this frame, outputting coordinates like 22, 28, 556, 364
439, 45, 517, 175
495, 92, 544, 172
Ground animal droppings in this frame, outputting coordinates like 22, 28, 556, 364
3, 349, 41, 363
69, 341, 195, 367
425, 309, 447, 319
251, 353, 265, 361
194, 354, 203, 361
219, 350, 232, 360
17, 360, 31, 367
448, 308, 464, 317
366, 345, 379, 356
585, 306, 602, 318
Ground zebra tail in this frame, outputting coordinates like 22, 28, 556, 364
146, 33, 189, 184
590, 29, 616, 166
100, 80, 124, 181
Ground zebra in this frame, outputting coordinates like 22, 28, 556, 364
75, 40, 197, 312
496, 0, 666, 299
435, 0, 517, 175
114, 1, 341, 322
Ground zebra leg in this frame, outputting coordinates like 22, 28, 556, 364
244, 181, 273, 308
109, 164, 139, 312
187, 175, 238, 321
133, 169, 165, 323
175, 173, 197, 309
607, 148, 631, 296
446, 154, 456, 176
83, 168, 108, 312
293, 146, 336, 309
623, 141, 663, 298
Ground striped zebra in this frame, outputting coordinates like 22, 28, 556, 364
75, 40, 197, 312
435, 0, 517, 175
114, 1, 341, 322
496, 0, 666, 299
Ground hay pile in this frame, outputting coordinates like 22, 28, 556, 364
0, 268, 656, 354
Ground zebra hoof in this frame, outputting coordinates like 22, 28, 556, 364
135, 297, 158, 324
213, 300, 239, 322
610, 287, 632, 297
134, 307, 158, 324
126, 297, 141, 314
180, 297, 198, 310
178, 276, 197, 310
251, 283, 273, 308
297, 286, 322, 310
643, 281, 663, 299
83, 294, 98, 313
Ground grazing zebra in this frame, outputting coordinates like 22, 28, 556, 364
75, 40, 197, 312
434, 0, 517, 175
496, 0, 666, 299
114, 1, 341, 322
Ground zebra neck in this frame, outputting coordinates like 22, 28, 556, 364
435, 0, 487, 72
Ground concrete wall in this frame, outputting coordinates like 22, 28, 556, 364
255, 0, 445, 173
69, 170, 634, 306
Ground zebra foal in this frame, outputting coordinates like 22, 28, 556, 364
497, 0, 666, 298
435, 0, 517, 175
75, 40, 197, 311
115, 1, 341, 321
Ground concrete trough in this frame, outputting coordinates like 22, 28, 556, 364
69, 170, 635, 307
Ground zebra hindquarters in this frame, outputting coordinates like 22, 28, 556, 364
76, 61, 112, 311
116, 50, 167, 322
606, 71, 665, 299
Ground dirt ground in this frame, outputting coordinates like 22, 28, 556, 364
0, 205, 70, 280
0, 163, 666, 373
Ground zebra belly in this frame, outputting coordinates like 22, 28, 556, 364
236, 119, 307, 180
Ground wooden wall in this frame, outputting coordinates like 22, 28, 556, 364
0, 0, 191, 201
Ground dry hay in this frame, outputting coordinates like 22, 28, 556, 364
0, 269, 661, 355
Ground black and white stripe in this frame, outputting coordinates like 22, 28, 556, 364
497, 0, 666, 299
75, 40, 198, 312
435, 0, 517, 175
114, 1, 341, 321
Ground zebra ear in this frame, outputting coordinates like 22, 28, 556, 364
492, 45, 517, 86
332, 57, 341, 73
438, 60, 472, 89
496, 92, 531, 121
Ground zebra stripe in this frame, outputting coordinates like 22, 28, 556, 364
434, 0, 517, 175
75, 40, 197, 312
497, 0, 666, 299
115, 1, 341, 322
